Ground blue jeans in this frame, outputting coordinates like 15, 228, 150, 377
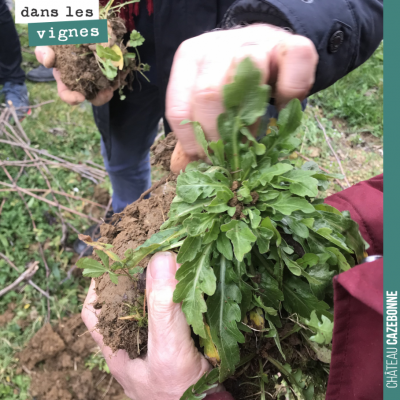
93, 79, 162, 213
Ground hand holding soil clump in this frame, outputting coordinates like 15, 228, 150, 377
78, 59, 367, 399
50, 1, 149, 100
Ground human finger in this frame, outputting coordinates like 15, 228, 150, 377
192, 36, 271, 141
273, 35, 318, 108
170, 140, 199, 173
111, 70, 129, 91
53, 68, 85, 105
89, 88, 114, 107
35, 46, 55, 68
81, 279, 136, 381
191, 33, 233, 143
146, 252, 197, 366
81, 280, 100, 328
166, 40, 200, 157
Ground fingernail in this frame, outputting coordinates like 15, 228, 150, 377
149, 252, 176, 279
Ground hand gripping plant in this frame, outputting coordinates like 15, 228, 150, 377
52, 0, 149, 100
78, 58, 367, 399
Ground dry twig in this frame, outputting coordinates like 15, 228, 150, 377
0, 262, 39, 297
0, 253, 51, 300
295, 152, 346, 190
0, 181, 102, 223
0, 197, 6, 217
102, 376, 114, 399
315, 116, 350, 188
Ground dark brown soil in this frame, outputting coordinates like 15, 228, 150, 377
19, 315, 126, 400
52, 19, 128, 100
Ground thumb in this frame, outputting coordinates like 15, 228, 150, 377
170, 140, 199, 173
146, 252, 194, 362
35, 46, 55, 68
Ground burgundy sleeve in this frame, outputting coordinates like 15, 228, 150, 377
324, 175, 383, 400
324, 173, 383, 255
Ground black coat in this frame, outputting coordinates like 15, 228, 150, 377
153, 0, 383, 115
95, 0, 383, 161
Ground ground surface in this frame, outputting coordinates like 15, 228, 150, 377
0, 19, 383, 400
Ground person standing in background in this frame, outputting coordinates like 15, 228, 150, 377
0, 0, 55, 120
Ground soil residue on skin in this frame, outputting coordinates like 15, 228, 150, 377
19, 315, 126, 400
52, 19, 128, 100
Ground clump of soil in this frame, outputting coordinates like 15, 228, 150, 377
52, 19, 129, 100
86, 133, 178, 357
94, 186, 176, 358
94, 185, 111, 206
19, 315, 126, 400
150, 133, 178, 171
0, 302, 16, 327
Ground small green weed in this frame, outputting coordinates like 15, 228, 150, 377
85, 353, 110, 374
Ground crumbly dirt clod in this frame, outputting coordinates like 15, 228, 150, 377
150, 133, 178, 171
19, 323, 66, 369
90, 134, 178, 358
19, 315, 126, 400
0, 302, 16, 327
93, 186, 176, 358
52, 18, 128, 100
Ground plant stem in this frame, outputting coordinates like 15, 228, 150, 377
138, 69, 150, 83
119, 268, 136, 284
108, 0, 140, 12
265, 355, 290, 378
134, 47, 142, 66
236, 353, 256, 368
219, 254, 226, 320
231, 117, 242, 180
161, 240, 185, 252
259, 358, 266, 400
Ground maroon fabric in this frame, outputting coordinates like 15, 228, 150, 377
99, 0, 154, 31
325, 174, 383, 255
205, 393, 234, 400
325, 174, 383, 400
326, 259, 383, 400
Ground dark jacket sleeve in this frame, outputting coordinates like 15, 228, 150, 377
222, 0, 383, 95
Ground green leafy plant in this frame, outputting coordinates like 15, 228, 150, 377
85, 353, 110, 374
78, 58, 367, 398
76, 236, 144, 284
95, 30, 149, 84
93, 1, 150, 96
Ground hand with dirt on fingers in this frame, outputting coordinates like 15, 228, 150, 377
35, 46, 117, 106
81, 252, 228, 400
166, 24, 318, 173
